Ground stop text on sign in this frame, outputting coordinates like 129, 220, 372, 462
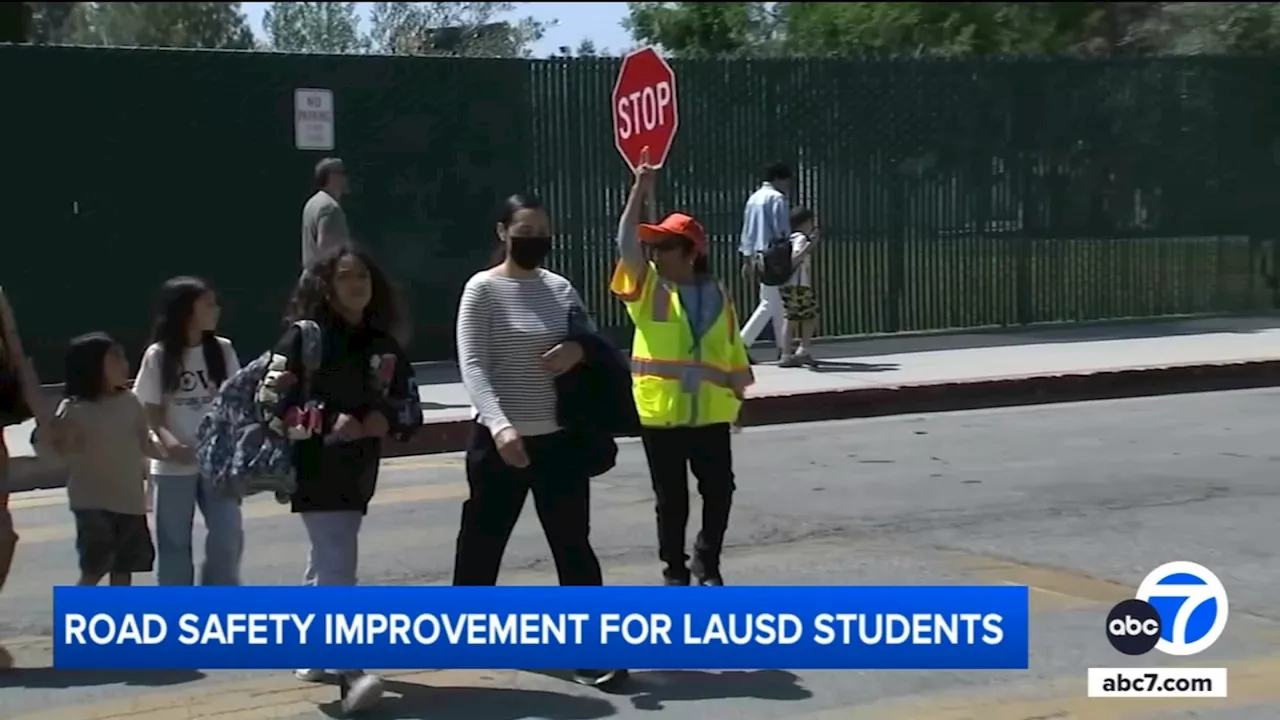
616, 81, 674, 140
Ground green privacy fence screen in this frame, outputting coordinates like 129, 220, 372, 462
5, 45, 1278, 378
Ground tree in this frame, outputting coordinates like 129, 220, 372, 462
67, 2, 255, 50
367, 2, 550, 57
623, 2, 781, 58
23, 2, 80, 44
624, 2, 1279, 58
1130, 2, 1280, 55
263, 2, 367, 54
778, 3, 1117, 57
556, 38, 610, 57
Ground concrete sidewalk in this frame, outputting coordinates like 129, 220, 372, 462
7, 315, 1280, 492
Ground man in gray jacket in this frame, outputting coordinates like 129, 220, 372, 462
301, 158, 351, 267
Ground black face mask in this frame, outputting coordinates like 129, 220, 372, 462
508, 235, 552, 270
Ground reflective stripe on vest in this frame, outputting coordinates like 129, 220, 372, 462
652, 285, 673, 322
631, 358, 738, 394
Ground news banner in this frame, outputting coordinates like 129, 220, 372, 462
52, 562, 1232, 703
55, 586, 1029, 670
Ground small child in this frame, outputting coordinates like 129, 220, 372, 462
49, 333, 165, 587
779, 207, 820, 367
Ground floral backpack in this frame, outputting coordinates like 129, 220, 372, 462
195, 320, 322, 502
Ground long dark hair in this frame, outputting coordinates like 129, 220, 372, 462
287, 245, 405, 340
149, 276, 227, 395
64, 332, 118, 401
489, 193, 546, 266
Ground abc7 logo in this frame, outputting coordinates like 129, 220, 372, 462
1105, 561, 1229, 656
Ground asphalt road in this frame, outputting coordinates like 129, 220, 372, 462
1, 390, 1278, 719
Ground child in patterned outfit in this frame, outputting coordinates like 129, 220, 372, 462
779, 207, 820, 367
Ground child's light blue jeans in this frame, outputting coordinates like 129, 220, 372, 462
152, 473, 244, 586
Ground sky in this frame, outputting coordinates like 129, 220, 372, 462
241, 2, 634, 57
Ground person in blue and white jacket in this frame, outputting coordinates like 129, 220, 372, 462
738, 162, 793, 361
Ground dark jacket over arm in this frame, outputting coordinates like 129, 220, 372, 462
556, 325, 640, 478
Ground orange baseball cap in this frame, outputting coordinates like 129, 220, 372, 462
638, 212, 707, 256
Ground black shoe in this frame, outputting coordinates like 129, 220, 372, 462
663, 574, 691, 586
690, 558, 724, 586
574, 668, 629, 687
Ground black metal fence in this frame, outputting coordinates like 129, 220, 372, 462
5, 45, 1278, 379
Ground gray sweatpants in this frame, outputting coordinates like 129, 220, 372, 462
301, 511, 363, 586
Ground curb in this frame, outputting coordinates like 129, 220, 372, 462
10, 360, 1280, 494
379, 359, 1280, 456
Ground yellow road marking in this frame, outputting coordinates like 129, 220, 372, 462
944, 551, 1135, 611
6, 494, 65, 511
14, 478, 470, 546
14, 651, 1280, 720
795, 655, 1280, 720
7, 668, 521, 720
380, 456, 464, 470
7, 458, 464, 511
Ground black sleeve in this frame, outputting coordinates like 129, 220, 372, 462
354, 337, 422, 442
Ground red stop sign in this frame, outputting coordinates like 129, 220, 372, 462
612, 46, 679, 171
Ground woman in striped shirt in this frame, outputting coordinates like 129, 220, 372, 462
451, 194, 625, 688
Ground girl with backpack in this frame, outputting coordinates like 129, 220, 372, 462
257, 246, 421, 715
133, 277, 244, 586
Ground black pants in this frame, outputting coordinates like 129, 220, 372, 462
640, 423, 736, 580
452, 423, 603, 586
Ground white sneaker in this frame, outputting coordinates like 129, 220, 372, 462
340, 671, 384, 715
294, 668, 333, 682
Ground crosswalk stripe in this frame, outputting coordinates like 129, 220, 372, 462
5, 458, 464, 512
10, 464, 471, 547
11, 481, 473, 546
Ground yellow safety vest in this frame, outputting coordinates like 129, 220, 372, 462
610, 260, 754, 428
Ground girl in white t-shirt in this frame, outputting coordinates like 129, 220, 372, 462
133, 277, 244, 586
